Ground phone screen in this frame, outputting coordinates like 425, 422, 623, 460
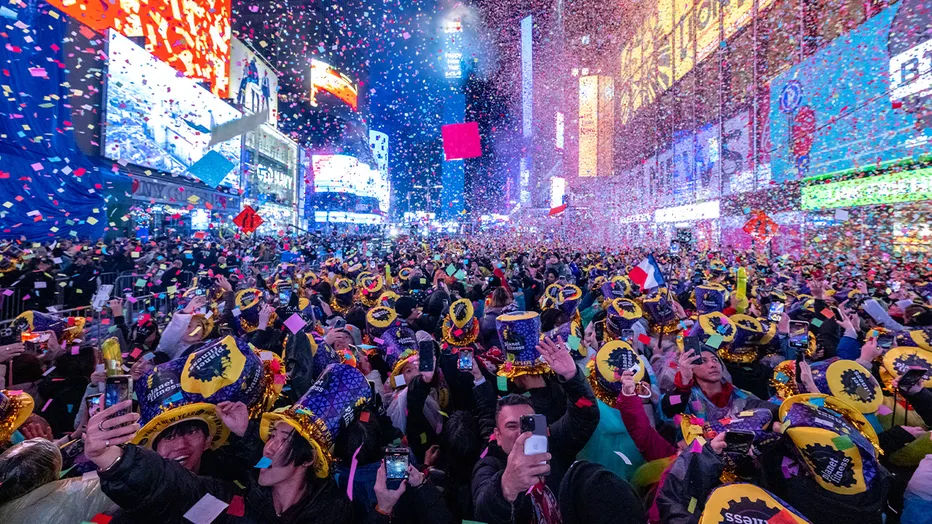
457, 349, 473, 371
768, 302, 784, 322
385, 451, 409, 480
279, 288, 292, 304
85, 393, 103, 417
621, 329, 635, 345
877, 334, 894, 350
898, 367, 928, 390
724, 431, 755, 454
684, 336, 704, 365
418, 340, 435, 373
789, 321, 809, 349
105, 375, 132, 416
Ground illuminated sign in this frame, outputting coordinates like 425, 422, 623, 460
801, 169, 932, 210
579, 76, 614, 177
312, 155, 390, 212
314, 211, 384, 224
654, 200, 721, 222
443, 19, 463, 33
617, 0, 776, 124
522, 15, 533, 138
310, 59, 358, 111
556, 112, 564, 149
617, 213, 653, 224
47, 0, 231, 97
445, 52, 463, 79
230, 38, 279, 127
550, 177, 566, 208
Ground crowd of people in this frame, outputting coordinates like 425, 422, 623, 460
0, 232, 931, 523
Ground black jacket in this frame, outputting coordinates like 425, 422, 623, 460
362, 479, 454, 524
100, 445, 352, 524
471, 369, 600, 524
904, 387, 932, 428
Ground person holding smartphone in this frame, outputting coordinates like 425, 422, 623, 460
472, 336, 600, 524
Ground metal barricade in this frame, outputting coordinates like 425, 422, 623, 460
0, 287, 26, 321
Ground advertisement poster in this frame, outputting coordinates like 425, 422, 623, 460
230, 38, 279, 127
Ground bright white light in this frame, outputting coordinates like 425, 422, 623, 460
654, 200, 721, 223
550, 177, 566, 208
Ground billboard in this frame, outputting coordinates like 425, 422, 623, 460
102, 31, 241, 188
369, 131, 389, 177
617, 0, 777, 124
770, 2, 932, 182
47, 0, 230, 97
230, 38, 279, 127
578, 75, 614, 177
522, 15, 533, 138
311, 154, 389, 212
801, 168, 932, 210
310, 59, 358, 111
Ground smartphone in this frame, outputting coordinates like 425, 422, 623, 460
621, 329, 635, 346
724, 430, 755, 455
898, 367, 928, 391
521, 414, 549, 460
457, 349, 474, 371
85, 393, 103, 418
194, 287, 206, 297
385, 447, 410, 489
691, 274, 703, 285
104, 375, 133, 416
892, 281, 902, 292
788, 321, 809, 350
877, 334, 894, 350
278, 288, 292, 304
418, 340, 435, 373
684, 336, 704, 365
768, 302, 785, 323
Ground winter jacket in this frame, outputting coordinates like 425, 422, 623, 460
577, 398, 646, 480
471, 370, 600, 524
655, 443, 724, 524
904, 387, 932, 428
660, 375, 778, 424
614, 390, 676, 462
99, 444, 352, 524
480, 306, 506, 348
362, 480, 454, 524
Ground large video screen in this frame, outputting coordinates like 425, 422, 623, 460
46, 0, 231, 97
312, 154, 389, 212
230, 38, 279, 126
310, 60, 358, 111
103, 31, 242, 189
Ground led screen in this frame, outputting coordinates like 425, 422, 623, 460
800, 169, 932, 210
310, 59, 358, 111
312, 154, 389, 212
47, 0, 231, 97
230, 38, 279, 126
103, 31, 242, 188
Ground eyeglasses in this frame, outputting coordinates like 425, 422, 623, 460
622, 381, 652, 399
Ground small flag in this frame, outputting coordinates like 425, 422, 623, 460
628, 255, 666, 290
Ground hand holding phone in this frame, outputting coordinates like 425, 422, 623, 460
897, 366, 928, 393
417, 339, 436, 374
457, 349, 474, 371
768, 302, 785, 322
723, 430, 755, 455
384, 447, 410, 490
788, 321, 809, 350
520, 414, 548, 459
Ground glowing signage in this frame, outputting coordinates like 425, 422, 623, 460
310, 59, 358, 111
522, 15, 534, 138
556, 112, 564, 149
47, 0, 231, 97
312, 154, 390, 212
579, 76, 614, 177
445, 52, 463, 79
654, 200, 721, 222
550, 177, 566, 208
230, 38, 279, 126
617, 0, 776, 124
801, 169, 932, 210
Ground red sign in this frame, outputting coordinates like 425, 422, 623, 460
742, 210, 779, 244
233, 206, 264, 234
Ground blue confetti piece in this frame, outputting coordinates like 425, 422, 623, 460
255, 457, 273, 469
187, 150, 235, 188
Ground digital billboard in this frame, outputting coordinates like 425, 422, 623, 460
521, 15, 533, 138
617, 0, 777, 124
310, 60, 358, 111
801, 168, 932, 210
102, 31, 242, 189
311, 154, 389, 212
769, 2, 932, 182
578, 75, 614, 177
47, 0, 231, 97
230, 38, 279, 127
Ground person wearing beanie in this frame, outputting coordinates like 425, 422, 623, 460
395, 295, 434, 333
558, 460, 647, 524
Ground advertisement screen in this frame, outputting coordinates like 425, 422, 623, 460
230, 38, 279, 126
312, 155, 389, 212
801, 168, 932, 210
310, 59, 358, 111
579, 76, 599, 177
770, 2, 932, 182
103, 31, 242, 189
47, 0, 231, 97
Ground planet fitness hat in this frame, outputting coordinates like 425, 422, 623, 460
695, 284, 727, 315
496, 311, 548, 378
808, 358, 883, 414
700, 483, 812, 524
366, 306, 398, 339
586, 340, 647, 404
441, 298, 481, 347
720, 314, 764, 364
882, 346, 932, 389
604, 298, 643, 340
132, 336, 280, 450
378, 324, 419, 389
779, 394, 881, 495
895, 327, 932, 351
260, 363, 371, 478
0, 389, 34, 443
13, 311, 85, 344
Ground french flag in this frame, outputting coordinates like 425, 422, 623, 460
628, 255, 665, 290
